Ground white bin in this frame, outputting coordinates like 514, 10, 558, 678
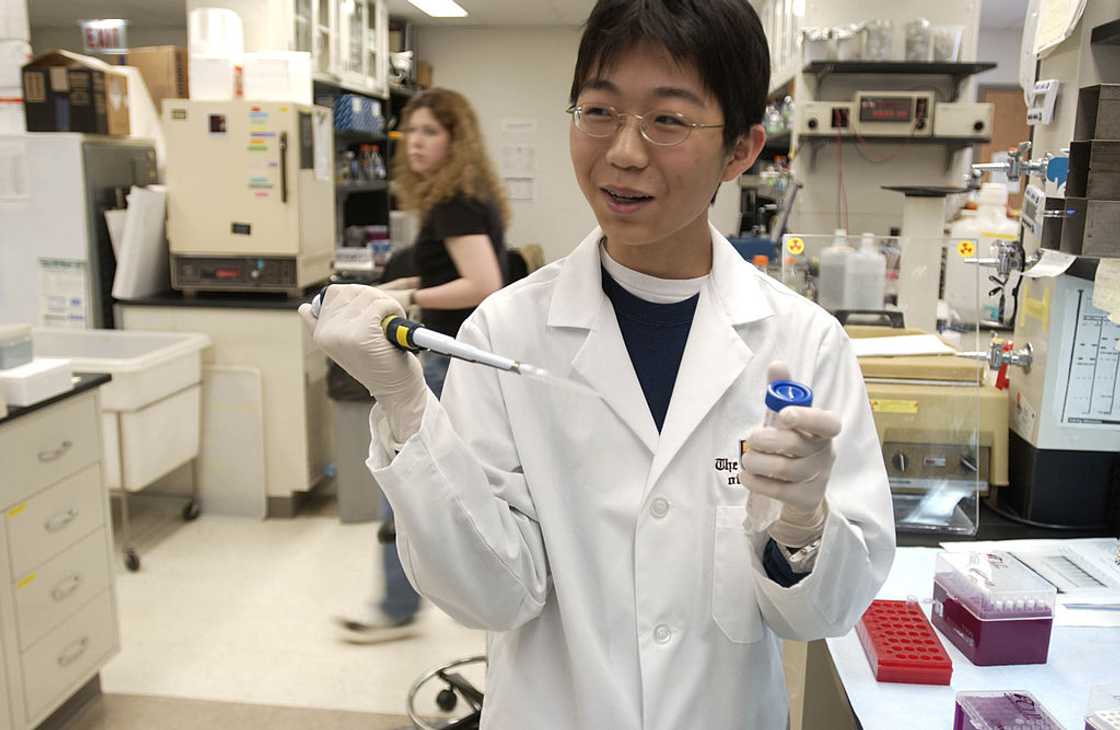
32, 329, 211, 492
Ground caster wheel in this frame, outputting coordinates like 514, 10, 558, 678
124, 549, 141, 572
436, 688, 458, 712
182, 500, 201, 521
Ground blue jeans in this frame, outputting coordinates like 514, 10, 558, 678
379, 352, 449, 622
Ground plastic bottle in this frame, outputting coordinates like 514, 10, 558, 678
845, 233, 887, 311
763, 379, 814, 427
818, 229, 853, 312
945, 184, 1018, 324
371, 145, 387, 179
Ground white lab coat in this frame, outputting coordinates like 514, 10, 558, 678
369, 225, 896, 730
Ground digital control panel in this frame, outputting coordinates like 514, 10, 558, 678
853, 91, 935, 137
173, 256, 299, 293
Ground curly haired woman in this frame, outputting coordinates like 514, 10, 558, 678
335, 88, 509, 644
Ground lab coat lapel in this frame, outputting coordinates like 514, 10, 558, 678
550, 229, 660, 454
645, 227, 774, 493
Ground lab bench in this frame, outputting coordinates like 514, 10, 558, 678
0, 374, 120, 729
788, 515, 1119, 730
116, 291, 333, 518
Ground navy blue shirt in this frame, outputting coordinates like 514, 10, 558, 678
601, 267, 807, 587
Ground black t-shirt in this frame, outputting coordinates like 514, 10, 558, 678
414, 194, 507, 337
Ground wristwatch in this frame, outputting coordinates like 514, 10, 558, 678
777, 538, 822, 574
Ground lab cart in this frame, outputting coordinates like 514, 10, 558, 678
32, 328, 211, 571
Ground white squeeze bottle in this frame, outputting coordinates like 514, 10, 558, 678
818, 229, 853, 312
845, 233, 887, 310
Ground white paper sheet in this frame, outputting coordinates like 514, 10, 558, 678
851, 334, 956, 358
313, 109, 331, 182
104, 208, 128, 259
827, 547, 1120, 730
0, 140, 28, 201
38, 258, 88, 328
1093, 259, 1120, 320
111, 185, 169, 300
1023, 249, 1077, 279
1033, 0, 1089, 56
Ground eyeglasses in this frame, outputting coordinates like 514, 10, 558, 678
566, 104, 724, 147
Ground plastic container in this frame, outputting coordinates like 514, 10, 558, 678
1087, 684, 1120, 730
954, 692, 1063, 730
0, 358, 72, 407
818, 230, 854, 312
0, 324, 32, 370
845, 233, 887, 311
835, 24, 864, 61
905, 18, 933, 62
945, 184, 1017, 324
188, 7, 244, 58
857, 599, 953, 685
802, 28, 835, 62
863, 20, 894, 61
931, 551, 1056, 666
763, 380, 812, 426
932, 25, 965, 62
32, 329, 211, 492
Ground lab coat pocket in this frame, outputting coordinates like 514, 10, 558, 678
711, 505, 764, 644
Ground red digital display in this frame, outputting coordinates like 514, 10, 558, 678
210, 268, 241, 280
860, 97, 913, 123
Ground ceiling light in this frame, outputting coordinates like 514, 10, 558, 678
407, 0, 468, 17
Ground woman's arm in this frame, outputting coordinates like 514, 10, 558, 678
412, 234, 503, 310
380, 276, 420, 290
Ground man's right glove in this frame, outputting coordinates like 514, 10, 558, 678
298, 285, 428, 444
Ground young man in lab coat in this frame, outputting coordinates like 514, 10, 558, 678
301, 0, 895, 727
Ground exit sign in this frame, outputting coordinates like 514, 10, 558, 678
80, 19, 128, 54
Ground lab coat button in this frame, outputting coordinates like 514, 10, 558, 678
650, 498, 670, 519
654, 624, 672, 644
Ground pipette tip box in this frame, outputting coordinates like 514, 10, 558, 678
954, 691, 1063, 730
1086, 684, 1120, 730
856, 599, 952, 685
931, 551, 1055, 666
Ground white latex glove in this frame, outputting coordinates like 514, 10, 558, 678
740, 361, 841, 547
298, 285, 427, 443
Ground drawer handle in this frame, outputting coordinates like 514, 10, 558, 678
37, 441, 73, 463
44, 508, 79, 534
51, 574, 83, 602
57, 637, 89, 668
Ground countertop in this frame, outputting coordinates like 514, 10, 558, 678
117, 289, 319, 311
0, 372, 111, 427
898, 501, 1116, 547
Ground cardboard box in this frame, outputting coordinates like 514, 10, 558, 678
126, 46, 188, 112
21, 50, 130, 135
416, 61, 432, 89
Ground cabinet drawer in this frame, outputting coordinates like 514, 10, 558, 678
14, 528, 112, 651
22, 590, 116, 724
0, 392, 100, 506
6, 463, 105, 578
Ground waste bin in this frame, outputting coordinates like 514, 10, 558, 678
328, 360, 382, 523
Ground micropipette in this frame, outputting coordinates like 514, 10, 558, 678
309, 290, 601, 400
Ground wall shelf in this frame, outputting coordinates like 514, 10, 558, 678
798, 134, 990, 171
334, 129, 387, 144
802, 61, 998, 101
336, 180, 388, 195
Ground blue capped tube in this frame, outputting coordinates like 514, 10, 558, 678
762, 379, 814, 427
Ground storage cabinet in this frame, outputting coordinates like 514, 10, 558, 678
189, 0, 390, 97
0, 383, 119, 729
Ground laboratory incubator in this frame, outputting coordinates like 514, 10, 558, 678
162, 99, 335, 295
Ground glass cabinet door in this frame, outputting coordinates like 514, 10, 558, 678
314, 0, 333, 74
367, 0, 388, 95
348, 0, 366, 76
293, 0, 313, 53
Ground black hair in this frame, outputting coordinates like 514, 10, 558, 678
569, 0, 771, 151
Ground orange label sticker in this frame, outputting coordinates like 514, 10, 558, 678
786, 237, 805, 256
956, 240, 977, 258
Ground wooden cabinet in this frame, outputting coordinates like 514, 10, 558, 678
0, 386, 119, 729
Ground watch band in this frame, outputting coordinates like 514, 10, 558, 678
778, 538, 822, 574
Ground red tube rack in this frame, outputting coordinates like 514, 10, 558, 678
856, 599, 953, 685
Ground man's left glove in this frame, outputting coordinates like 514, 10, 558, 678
740, 362, 842, 548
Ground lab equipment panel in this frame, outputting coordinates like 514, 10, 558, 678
933, 102, 993, 138
163, 99, 335, 294
853, 91, 935, 137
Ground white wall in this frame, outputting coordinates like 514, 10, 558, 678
975, 28, 1023, 88
415, 26, 742, 263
